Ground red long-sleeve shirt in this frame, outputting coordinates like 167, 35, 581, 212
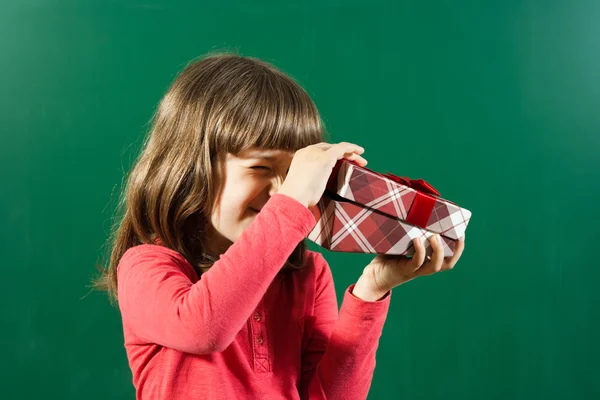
117, 193, 391, 399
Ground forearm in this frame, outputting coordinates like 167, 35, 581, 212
351, 272, 391, 302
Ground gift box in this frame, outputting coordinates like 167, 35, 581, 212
307, 160, 472, 257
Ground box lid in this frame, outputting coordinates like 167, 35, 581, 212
325, 160, 472, 240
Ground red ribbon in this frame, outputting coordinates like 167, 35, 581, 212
380, 172, 440, 228
332, 160, 442, 229
381, 173, 440, 197
340, 160, 441, 229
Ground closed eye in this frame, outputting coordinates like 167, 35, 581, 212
250, 166, 289, 175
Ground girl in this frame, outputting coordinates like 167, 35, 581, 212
95, 53, 465, 400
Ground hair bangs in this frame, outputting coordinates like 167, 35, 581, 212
213, 65, 325, 157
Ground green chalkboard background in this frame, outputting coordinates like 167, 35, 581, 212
1, 0, 599, 399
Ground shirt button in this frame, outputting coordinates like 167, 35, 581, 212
256, 334, 264, 345
253, 312, 261, 322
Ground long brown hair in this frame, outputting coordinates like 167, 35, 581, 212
94, 52, 326, 304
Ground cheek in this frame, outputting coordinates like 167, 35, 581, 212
221, 178, 262, 212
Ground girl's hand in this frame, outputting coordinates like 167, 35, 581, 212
278, 142, 368, 208
352, 234, 466, 301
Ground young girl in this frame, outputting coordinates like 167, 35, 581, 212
96, 53, 465, 400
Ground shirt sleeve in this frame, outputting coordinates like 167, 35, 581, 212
117, 193, 316, 355
300, 253, 391, 400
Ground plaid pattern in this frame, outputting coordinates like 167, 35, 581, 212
331, 161, 471, 240
308, 195, 455, 257
307, 160, 471, 256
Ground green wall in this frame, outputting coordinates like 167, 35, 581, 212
1, 1, 599, 398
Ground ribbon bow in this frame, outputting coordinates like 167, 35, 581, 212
381, 173, 441, 197
378, 171, 441, 229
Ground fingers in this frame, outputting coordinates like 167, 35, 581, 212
408, 236, 427, 272
310, 142, 367, 166
445, 233, 465, 270
328, 142, 365, 160
345, 152, 368, 166
418, 233, 466, 276
428, 234, 445, 272
333, 142, 367, 167
414, 234, 444, 276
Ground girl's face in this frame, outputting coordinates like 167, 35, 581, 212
208, 147, 294, 254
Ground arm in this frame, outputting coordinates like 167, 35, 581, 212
117, 193, 316, 354
300, 253, 391, 400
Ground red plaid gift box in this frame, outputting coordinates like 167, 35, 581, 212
307, 160, 472, 257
